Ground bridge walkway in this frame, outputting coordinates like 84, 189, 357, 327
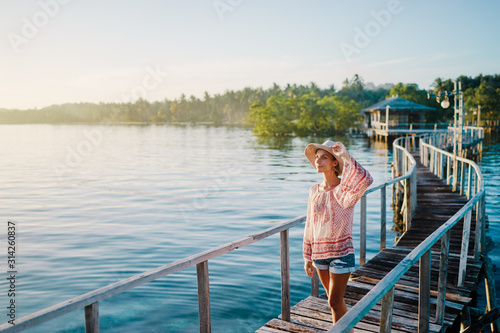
257, 153, 484, 333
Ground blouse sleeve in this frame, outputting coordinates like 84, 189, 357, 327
333, 156, 373, 209
303, 185, 315, 262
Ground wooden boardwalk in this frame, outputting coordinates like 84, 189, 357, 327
257, 153, 485, 333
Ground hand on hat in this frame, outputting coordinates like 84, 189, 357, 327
331, 142, 350, 161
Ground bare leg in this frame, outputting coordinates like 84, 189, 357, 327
316, 268, 331, 295
327, 272, 350, 324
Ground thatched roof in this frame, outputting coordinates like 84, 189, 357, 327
361, 96, 435, 114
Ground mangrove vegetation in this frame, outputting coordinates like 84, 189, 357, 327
1, 74, 499, 137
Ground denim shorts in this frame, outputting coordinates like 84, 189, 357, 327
313, 253, 356, 274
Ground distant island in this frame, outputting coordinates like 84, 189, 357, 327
1, 74, 499, 136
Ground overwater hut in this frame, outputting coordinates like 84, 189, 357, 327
361, 96, 436, 140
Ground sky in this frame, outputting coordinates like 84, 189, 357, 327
1, 0, 499, 110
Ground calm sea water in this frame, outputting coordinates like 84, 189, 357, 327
0, 124, 497, 332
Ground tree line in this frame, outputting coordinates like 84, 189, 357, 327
0, 74, 498, 136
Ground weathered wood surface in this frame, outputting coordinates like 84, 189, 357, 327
257, 153, 484, 333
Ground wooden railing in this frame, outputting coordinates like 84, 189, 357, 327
370, 122, 449, 131
447, 126, 484, 148
0, 139, 420, 333
391, 136, 417, 232
329, 133, 486, 333
0, 215, 307, 333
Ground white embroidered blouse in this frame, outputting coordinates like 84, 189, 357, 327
303, 156, 373, 262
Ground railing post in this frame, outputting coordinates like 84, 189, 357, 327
197, 261, 211, 333
280, 230, 291, 321
453, 156, 458, 192
441, 154, 444, 179
474, 195, 482, 260
420, 141, 424, 164
429, 149, 434, 173
446, 156, 451, 185
473, 172, 477, 198
438, 153, 441, 179
84, 302, 99, 333
419, 250, 431, 333
311, 269, 319, 297
360, 195, 367, 266
458, 210, 472, 287
467, 165, 472, 199
434, 150, 438, 176
481, 194, 486, 256
475, 194, 486, 260
411, 164, 417, 219
460, 161, 465, 196
405, 178, 411, 231
380, 186, 386, 250
380, 286, 395, 333
436, 231, 450, 325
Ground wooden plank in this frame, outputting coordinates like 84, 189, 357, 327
353, 249, 477, 276
256, 326, 290, 333
265, 318, 326, 333
300, 295, 427, 331
359, 248, 481, 273
301, 296, 455, 327
346, 280, 463, 312
352, 266, 477, 299
352, 276, 471, 304
286, 314, 332, 331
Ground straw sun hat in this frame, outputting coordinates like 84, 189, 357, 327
304, 140, 344, 175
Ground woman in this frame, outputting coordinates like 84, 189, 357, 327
303, 140, 373, 325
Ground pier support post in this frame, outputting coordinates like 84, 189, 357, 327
461, 306, 472, 332
483, 256, 500, 332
